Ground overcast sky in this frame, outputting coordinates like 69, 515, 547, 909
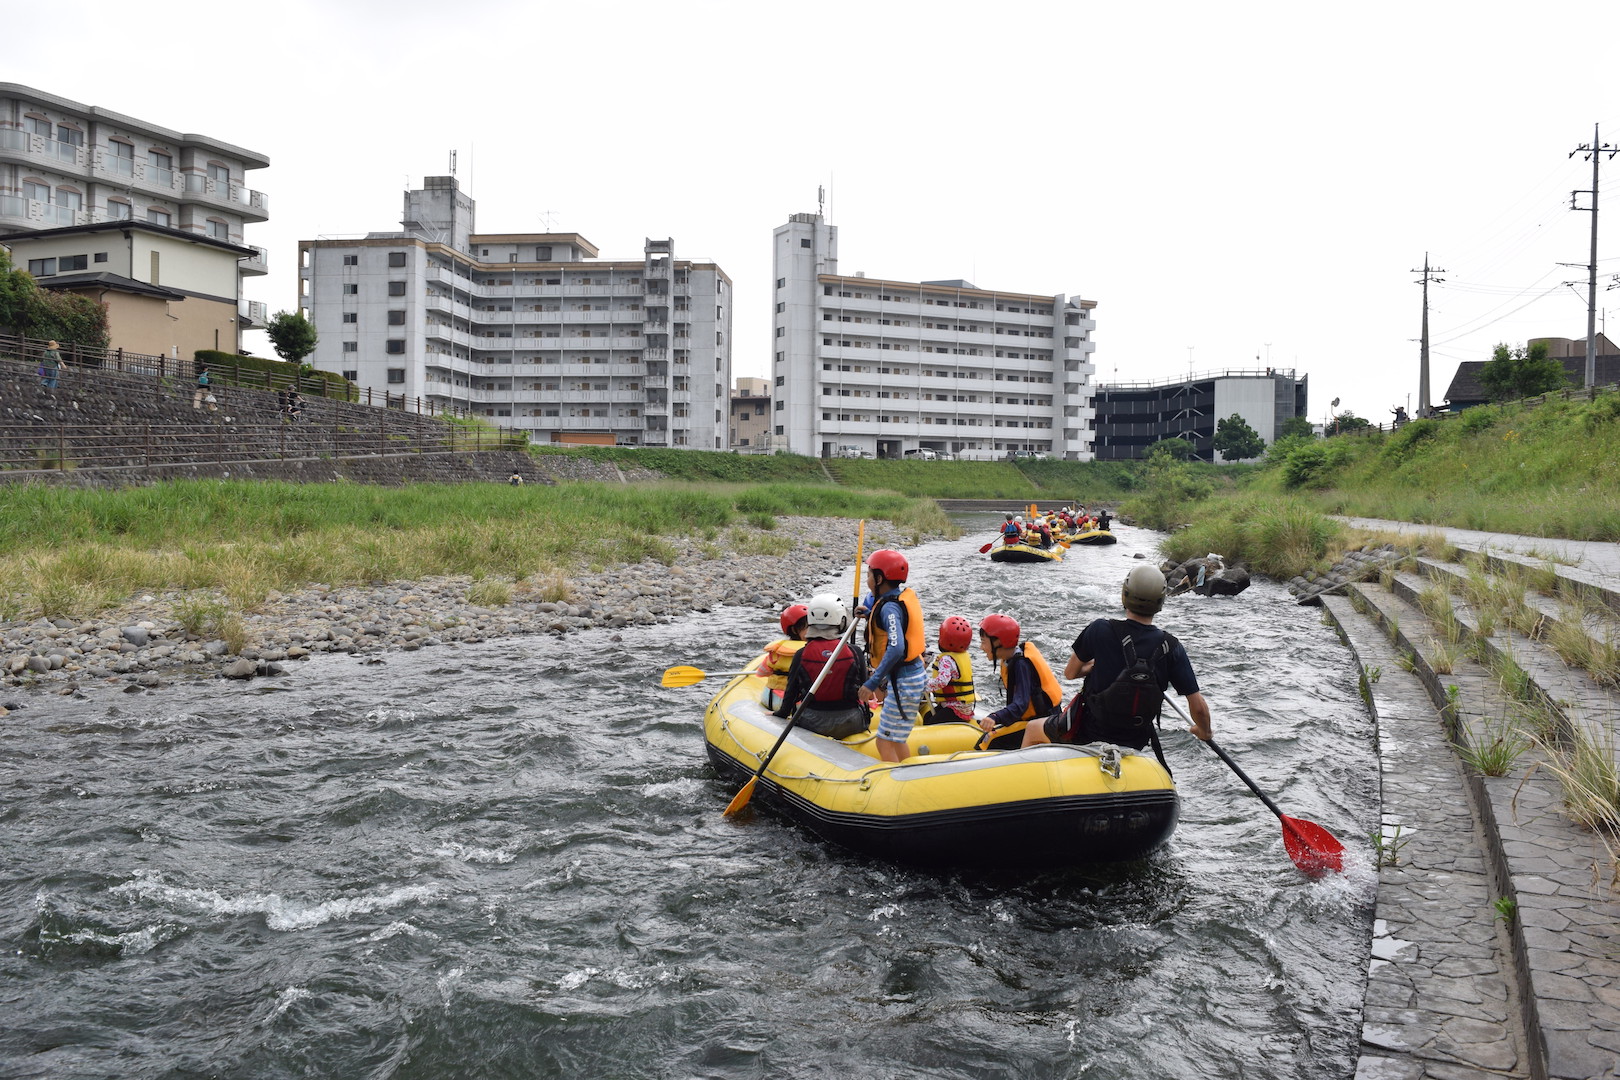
11, 0, 1620, 427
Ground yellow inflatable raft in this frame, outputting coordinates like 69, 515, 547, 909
703, 661, 1179, 866
989, 541, 1064, 564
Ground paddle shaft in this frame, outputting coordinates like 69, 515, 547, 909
1160, 695, 1288, 823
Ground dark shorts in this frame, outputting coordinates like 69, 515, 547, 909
796, 705, 870, 740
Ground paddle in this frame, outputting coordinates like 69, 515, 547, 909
1163, 696, 1344, 878
724, 614, 863, 817
661, 666, 759, 688
978, 534, 1005, 554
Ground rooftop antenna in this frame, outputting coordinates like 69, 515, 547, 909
538, 210, 558, 230
818, 184, 825, 221
449, 149, 457, 176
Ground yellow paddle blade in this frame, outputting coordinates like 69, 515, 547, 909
661, 665, 707, 687
723, 775, 759, 816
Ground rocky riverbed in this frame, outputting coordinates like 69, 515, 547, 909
0, 516, 915, 703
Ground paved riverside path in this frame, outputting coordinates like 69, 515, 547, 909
1335, 517, 1620, 597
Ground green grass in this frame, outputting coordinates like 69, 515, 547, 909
0, 479, 946, 620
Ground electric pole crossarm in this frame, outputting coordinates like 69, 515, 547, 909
1569, 125, 1619, 390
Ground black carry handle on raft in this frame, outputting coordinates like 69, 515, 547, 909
724, 614, 864, 817
1161, 695, 1344, 878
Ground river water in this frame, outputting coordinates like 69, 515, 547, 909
0, 517, 1379, 1079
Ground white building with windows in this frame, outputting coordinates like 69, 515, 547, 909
299, 177, 732, 449
773, 213, 1097, 460
0, 83, 270, 338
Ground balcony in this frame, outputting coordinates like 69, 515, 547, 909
0, 130, 85, 170
240, 246, 270, 276
181, 172, 270, 222
238, 299, 268, 328
0, 196, 85, 229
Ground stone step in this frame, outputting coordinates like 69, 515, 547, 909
1323, 594, 1531, 1079
1388, 566, 1620, 769
1337, 582, 1620, 1079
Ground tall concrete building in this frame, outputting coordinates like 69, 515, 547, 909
771, 213, 1097, 460
0, 82, 270, 345
299, 177, 732, 449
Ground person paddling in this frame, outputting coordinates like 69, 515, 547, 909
977, 615, 1063, 749
858, 549, 926, 762
1023, 565, 1213, 762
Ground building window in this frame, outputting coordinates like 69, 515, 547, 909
386, 340, 405, 354
387, 310, 406, 325
59, 255, 87, 272
342, 312, 357, 323
776, 278, 785, 289
207, 219, 229, 240
147, 209, 170, 227
389, 251, 407, 268
107, 200, 131, 220
800, 238, 811, 248
388, 281, 407, 296
208, 162, 230, 184
27, 258, 56, 277
387, 369, 406, 384
342, 370, 358, 381
108, 140, 134, 175
342, 341, 358, 352
342, 283, 359, 295
148, 151, 173, 186
94, 252, 108, 263
342, 254, 358, 266
775, 326, 784, 338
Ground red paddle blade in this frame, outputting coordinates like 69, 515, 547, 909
1281, 816, 1344, 878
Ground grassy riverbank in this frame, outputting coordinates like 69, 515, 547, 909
0, 480, 948, 621
1127, 392, 1620, 575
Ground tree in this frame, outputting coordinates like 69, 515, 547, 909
1278, 415, 1315, 439
0, 248, 108, 348
1212, 413, 1264, 461
1327, 411, 1371, 436
266, 310, 319, 364
1478, 341, 1569, 402
1145, 436, 1199, 461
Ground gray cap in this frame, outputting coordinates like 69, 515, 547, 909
1122, 565, 1166, 615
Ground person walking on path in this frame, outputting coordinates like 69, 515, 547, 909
194, 365, 215, 411
39, 340, 62, 389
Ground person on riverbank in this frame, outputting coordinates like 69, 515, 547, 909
194, 365, 215, 411
859, 548, 926, 762
39, 340, 62, 389
920, 615, 976, 725
775, 594, 869, 739
1023, 565, 1212, 761
977, 614, 1063, 750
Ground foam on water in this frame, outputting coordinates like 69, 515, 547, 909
110, 871, 437, 932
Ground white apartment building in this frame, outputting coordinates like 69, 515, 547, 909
299, 177, 732, 449
0, 82, 270, 336
773, 213, 1097, 460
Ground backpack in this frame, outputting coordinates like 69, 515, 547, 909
1084, 621, 1176, 747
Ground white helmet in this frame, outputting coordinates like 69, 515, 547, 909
805, 593, 850, 639
1014, 515, 1024, 525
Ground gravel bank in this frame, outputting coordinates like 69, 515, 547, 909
0, 516, 914, 703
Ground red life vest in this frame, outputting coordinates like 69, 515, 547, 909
798, 637, 860, 706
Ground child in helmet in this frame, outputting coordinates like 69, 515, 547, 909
859, 548, 927, 762
921, 615, 977, 725
977, 614, 1063, 751
756, 603, 809, 706
775, 593, 870, 740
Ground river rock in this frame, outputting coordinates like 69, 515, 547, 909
222, 659, 257, 679
121, 626, 149, 647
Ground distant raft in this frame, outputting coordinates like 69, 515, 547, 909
703, 662, 1179, 867
989, 541, 1064, 563
1064, 528, 1118, 546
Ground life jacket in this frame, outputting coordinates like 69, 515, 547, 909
866, 586, 924, 666
930, 648, 976, 713
1002, 522, 1020, 540
797, 637, 860, 707
1000, 641, 1063, 722
756, 638, 805, 678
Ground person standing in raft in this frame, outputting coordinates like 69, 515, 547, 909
920, 615, 976, 725
977, 615, 1063, 750
1023, 564, 1212, 760
775, 594, 870, 739
858, 549, 927, 762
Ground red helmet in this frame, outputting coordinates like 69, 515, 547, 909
867, 548, 909, 583
938, 615, 973, 652
780, 603, 809, 635
978, 614, 1020, 649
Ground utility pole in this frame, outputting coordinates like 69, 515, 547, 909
1411, 254, 1445, 416
1570, 125, 1618, 390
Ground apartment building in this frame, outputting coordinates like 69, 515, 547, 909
772, 213, 1097, 460
299, 177, 732, 449
0, 83, 270, 342
1092, 368, 1309, 460
730, 376, 772, 450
